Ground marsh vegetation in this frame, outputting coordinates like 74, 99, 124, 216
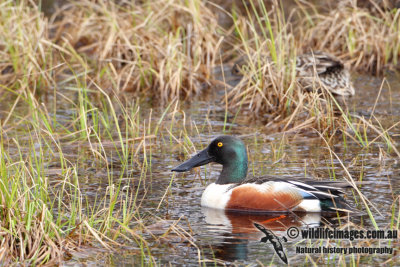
0, 0, 399, 265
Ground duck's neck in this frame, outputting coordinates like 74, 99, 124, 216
216, 153, 248, 185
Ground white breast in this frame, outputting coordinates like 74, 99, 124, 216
201, 183, 233, 210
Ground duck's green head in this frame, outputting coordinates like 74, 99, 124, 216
172, 136, 248, 184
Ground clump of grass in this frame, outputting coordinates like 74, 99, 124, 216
227, 0, 343, 134
0, 77, 197, 264
0, 1, 54, 91
0, 89, 141, 264
297, 0, 400, 74
50, 0, 221, 102
229, 0, 294, 110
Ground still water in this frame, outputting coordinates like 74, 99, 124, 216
61, 71, 400, 266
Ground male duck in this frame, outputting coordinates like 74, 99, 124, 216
172, 136, 355, 213
232, 52, 355, 97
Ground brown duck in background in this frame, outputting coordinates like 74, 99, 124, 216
232, 51, 355, 97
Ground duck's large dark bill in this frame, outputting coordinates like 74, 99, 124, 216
172, 148, 215, 172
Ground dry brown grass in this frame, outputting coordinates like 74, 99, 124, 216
297, 0, 400, 74
49, 0, 221, 102
226, 0, 345, 134
0, 1, 54, 92
225, 0, 400, 134
0, 212, 76, 265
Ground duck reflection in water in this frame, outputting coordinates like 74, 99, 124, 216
202, 207, 337, 263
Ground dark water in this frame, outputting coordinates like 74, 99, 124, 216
56, 70, 400, 266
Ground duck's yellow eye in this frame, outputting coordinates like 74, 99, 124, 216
217, 142, 223, 147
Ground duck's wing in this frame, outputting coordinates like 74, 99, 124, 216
235, 176, 358, 213
234, 51, 345, 76
296, 52, 344, 75
244, 176, 353, 197
284, 180, 348, 198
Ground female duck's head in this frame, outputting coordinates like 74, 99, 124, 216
172, 136, 248, 184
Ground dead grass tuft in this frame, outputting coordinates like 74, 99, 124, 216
50, 0, 221, 102
227, 0, 345, 133
0, 1, 53, 91
298, 0, 400, 74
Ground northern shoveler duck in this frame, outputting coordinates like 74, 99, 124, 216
232, 52, 355, 97
172, 135, 355, 213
